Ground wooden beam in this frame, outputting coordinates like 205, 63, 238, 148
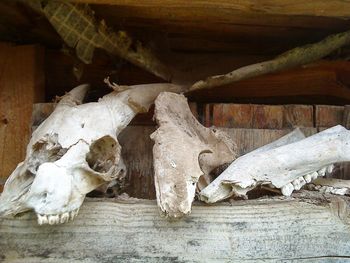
190, 30, 350, 91
71, 1, 350, 19
0, 43, 44, 191
188, 61, 350, 104
0, 193, 349, 262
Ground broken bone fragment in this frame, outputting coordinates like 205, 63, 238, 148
0, 83, 183, 225
200, 125, 350, 203
151, 92, 236, 218
305, 178, 350, 196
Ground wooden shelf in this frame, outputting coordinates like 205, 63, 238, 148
0, 191, 349, 262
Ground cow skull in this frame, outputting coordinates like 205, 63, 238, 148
200, 125, 348, 203
0, 83, 182, 225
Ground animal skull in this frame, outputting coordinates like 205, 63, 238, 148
151, 92, 236, 218
0, 83, 182, 225
200, 125, 348, 203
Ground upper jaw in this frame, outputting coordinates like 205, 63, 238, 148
200, 126, 348, 203
36, 208, 80, 225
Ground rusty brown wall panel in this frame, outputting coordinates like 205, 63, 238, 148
315, 105, 344, 129
0, 43, 44, 191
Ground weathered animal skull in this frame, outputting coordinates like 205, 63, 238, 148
200, 125, 349, 203
151, 92, 236, 218
0, 83, 182, 225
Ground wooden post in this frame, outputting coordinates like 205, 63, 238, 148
0, 43, 44, 191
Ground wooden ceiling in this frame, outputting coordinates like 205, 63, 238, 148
1, 1, 350, 104
1, 0, 350, 55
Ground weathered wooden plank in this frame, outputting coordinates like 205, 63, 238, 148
188, 61, 350, 104
119, 126, 156, 199
0, 193, 349, 262
208, 104, 314, 129
283, 105, 314, 128
315, 105, 344, 129
212, 104, 284, 129
343, 105, 350, 129
31, 103, 56, 131
223, 127, 317, 157
72, 0, 350, 19
0, 43, 44, 190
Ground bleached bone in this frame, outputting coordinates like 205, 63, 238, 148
200, 125, 349, 203
151, 92, 236, 218
305, 178, 350, 196
0, 83, 182, 225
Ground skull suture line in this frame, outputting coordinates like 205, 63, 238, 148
0, 83, 182, 225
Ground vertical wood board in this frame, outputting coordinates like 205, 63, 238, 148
0, 43, 44, 190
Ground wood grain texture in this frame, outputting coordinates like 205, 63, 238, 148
211, 104, 283, 129
208, 104, 314, 129
72, 0, 350, 18
188, 61, 350, 104
223, 127, 317, 157
119, 126, 156, 199
0, 193, 349, 262
343, 105, 350, 129
283, 105, 314, 128
316, 105, 344, 129
0, 43, 44, 190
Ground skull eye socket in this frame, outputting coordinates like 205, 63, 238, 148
27, 134, 67, 174
86, 135, 121, 173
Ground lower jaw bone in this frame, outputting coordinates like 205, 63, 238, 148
200, 125, 350, 203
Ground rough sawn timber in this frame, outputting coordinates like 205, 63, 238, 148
72, 0, 350, 19
0, 192, 349, 262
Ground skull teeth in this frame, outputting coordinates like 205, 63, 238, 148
60, 212, 70, 224
37, 214, 49, 225
318, 167, 327, 177
291, 177, 306, 191
279, 164, 335, 196
36, 208, 80, 225
304, 173, 312, 183
310, 172, 318, 180
281, 183, 294, 196
306, 183, 348, 196
70, 209, 79, 220
326, 164, 334, 174
48, 215, 60, 225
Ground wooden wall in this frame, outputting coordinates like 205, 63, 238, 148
0, 43, 44, 191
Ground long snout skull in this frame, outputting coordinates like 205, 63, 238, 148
151, 92, 236, 218
200, 125, 350, 203
0, 83, 182, 225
